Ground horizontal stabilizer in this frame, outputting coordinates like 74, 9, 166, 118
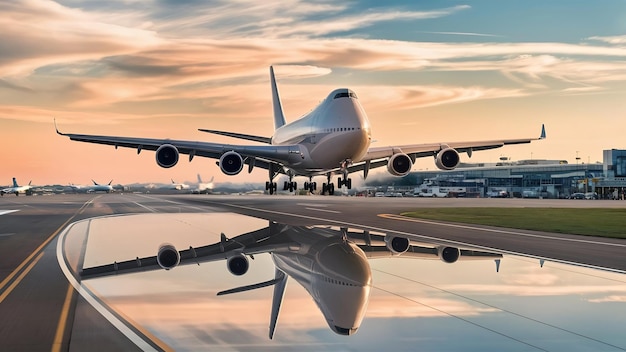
198, 129, 271, 144
217, 276, 283, 296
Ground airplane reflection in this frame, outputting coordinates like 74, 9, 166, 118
81, 222, 501, 339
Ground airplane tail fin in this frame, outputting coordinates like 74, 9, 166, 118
108, 180, 113, 185
269, 269, 288, 339
270, 66, 286, 130
216, 267, 288, 340
197, 174, 203, 183
12, 178, 18, 187
92, 179, 98, 185
209, 176, 214, 183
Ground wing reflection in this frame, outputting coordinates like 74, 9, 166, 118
80, 221, 502, 339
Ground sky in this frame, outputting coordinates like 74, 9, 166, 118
2, 0, 626, 186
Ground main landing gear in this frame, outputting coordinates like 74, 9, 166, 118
303, 177, 317, 194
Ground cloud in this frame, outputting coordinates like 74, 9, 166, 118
587, 35, 626, 45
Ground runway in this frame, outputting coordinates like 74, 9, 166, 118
1, 193, 625, 351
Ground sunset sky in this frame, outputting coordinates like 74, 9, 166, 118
2, 0, 626, 186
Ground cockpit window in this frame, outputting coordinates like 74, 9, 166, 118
333, 92, 358, 99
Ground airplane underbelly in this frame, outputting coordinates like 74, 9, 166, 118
308, 131, 369, 169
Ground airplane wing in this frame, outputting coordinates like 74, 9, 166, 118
81, 223, 298, 279
344, 229, 502, 261
56, 127, 305, 175
361, 124, 546, 162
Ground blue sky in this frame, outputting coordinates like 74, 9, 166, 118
2, 1, 626, 185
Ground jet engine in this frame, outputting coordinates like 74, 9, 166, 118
227, 254, 249, 276
435, 148, 460, 170
219, 151, 244, 176
155, 144, 179, 168
437, 246, 460, 263
384, 235, 410, 255
157, 244, 180, 270
387, 153, 413, 177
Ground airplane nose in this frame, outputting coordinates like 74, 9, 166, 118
317, 243, 371, 286
332, 325, 358, 336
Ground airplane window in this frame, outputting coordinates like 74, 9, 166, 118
349, 92, 358, 99
333, 92, 350, 99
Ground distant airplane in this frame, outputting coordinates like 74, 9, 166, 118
195, 174, 214, 194
1, 178, 32, 196
81, 223, 501, 338
169, 179, 190, 191
88, 180, 114, 193
57, 66, 546, 195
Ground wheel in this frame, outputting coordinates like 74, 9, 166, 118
329, 183, 335, 195
338, 177, 343, 189
283, 181, 289, 191
347, 178, 352, 189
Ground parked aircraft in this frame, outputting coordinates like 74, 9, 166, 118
88, 180, 114, 193
169, 179, 190, 191
195, 174, 214, 194
1, 178, 32, 196
57, 66, 545, 195
81, 223, 502, 338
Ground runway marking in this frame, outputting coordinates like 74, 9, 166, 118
56, 223, 163, 352
133, 202, 157, 213
202, 201, 626, 274
379, 214, 626, 248
0, 252, 44, 304
0, 210, 19, 216
297, 203, 329, 207
0, 198, 95, 302
0, 233, 15, 237
305, 207, 341, 214
52, 284, 74, 352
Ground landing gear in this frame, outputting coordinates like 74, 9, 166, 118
266, 163, 279, 195
337, 177, 352, 190
322, 173, 335, 195
265, 181, 277, 195
283, 180, 297, 192
303, 179, 317, 193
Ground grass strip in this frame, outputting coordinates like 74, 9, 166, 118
401, 208, 626, 239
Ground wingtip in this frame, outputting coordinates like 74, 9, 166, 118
539, 124, 546, 140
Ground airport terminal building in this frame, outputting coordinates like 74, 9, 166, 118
370, 149, 626, 199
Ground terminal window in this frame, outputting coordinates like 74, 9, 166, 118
616, 156, 626, 177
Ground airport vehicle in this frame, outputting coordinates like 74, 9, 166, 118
1, 178, 32, 196
57, 67, 546, 195
81, 223, 501, 339
417, 187, 448, 197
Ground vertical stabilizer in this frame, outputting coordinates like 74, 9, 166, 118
197, 174, 203, 183
269, 269, 288, 339
270, 66, 286, 130
12, 178, 18, 187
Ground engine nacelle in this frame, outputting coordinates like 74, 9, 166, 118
155, 144, 179, 168
435, 148, 460, 170
384, 235, 410, 255
219, 151, 244, 176
387, 153, 413, 177
437, 246, 460, 263
157, 244, 180, 270
227, 254, 249, 276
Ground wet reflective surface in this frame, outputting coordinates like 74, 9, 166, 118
61, 213, 626, 351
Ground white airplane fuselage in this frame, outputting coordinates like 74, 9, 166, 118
271, 89, 371, 174
271, 235, 371, 335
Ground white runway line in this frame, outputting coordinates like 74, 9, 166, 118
0, 210, 19, 216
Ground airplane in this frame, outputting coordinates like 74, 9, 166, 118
88, 180, 114, 193
194, 174, 214, 194
169, 179, 190, 191
1, 178, 32, 196
80, 222, 502, 338
56, 66, 546, 195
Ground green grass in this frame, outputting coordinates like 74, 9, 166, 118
401, 208, 626, 239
